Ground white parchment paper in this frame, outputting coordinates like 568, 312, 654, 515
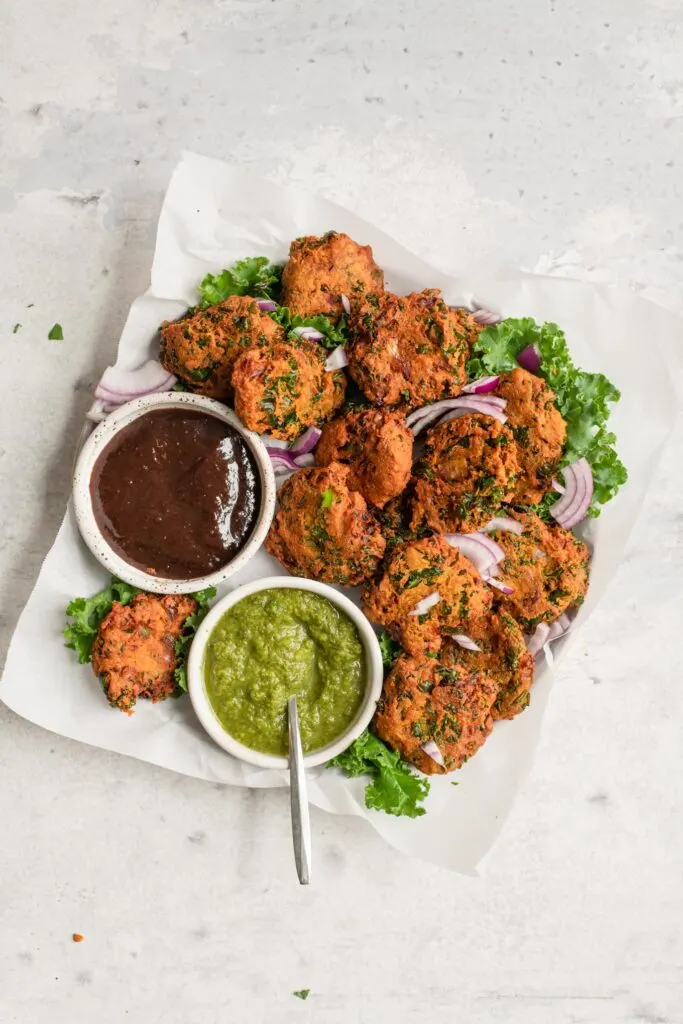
2, 152, 680, 873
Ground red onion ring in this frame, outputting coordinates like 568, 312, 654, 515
421, 740, 445, 767
407, 591, 441, 617
410, 396, 508, 435
293, 453, 315, 468
94, 360, 176, 404
290, 426, 321, 457
257, 299, 278, 312
444, 533, 503, 575
266, 447, 299, 473
517, 344, 541, 373
437, 398, 507, 427
293, 326, 324, 342
485, 577, 514, 595
484, 516, 524, 536
340, 294, 351, 315
452, 634, 481, 652
550, 459, 594, 528
325, 346, 348, 371
461, 375, 501, 395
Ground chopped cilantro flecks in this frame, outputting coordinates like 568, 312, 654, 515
293, 990, 310, 1001
321, 487, 336, 509
467, 318, 626, 514
328, 730, 429, 818
270, 305, 348, 350
12, 323, 21, 334
48, 323, 64, 340
378, 629, 401, 670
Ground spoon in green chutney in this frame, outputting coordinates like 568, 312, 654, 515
288, 696, 311, 885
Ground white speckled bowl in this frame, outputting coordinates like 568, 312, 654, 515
72, 391, 276, 595
187, 576, 384, 769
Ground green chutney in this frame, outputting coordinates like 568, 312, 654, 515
203, 588, 365, 755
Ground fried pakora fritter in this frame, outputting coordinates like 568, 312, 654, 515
280, 231, 384, 321
373, 649, 499, 775
361, 535, 492, 656
449, 611, 535, 721
410, 414, 521, 534
489, 512, 590, 629
265, 463, 386, 585
160, 295, 284, 399
91, 593, 197, 714
315, 408, 413, 508
231, 338, 346, 442
495, 369, 566, 504
347, 290, 483, 408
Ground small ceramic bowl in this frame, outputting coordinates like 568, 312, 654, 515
72, 391, 276, 595
187, 576, 384, 769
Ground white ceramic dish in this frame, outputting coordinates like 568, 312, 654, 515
187, 576, 384, 769
72, 391, 276, 595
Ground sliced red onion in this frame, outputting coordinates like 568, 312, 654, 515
421, 740, 445, 768
470, 306, 503, 325
86, 399, 117, 423
484, 516, 524, 536
95, 360, 176, 403
453, 634, 481, 652
436, 398, 507, 428
257, 299, 278, 312
444, 533, 503, 575
325, 346, 348, 371
550, 459, 594, 529
461, 375, 501, 395
290, 426, 321, 457
293, 453, 315, 468
552, 478, 565, 494
340, 293, 351, 315
292, 325, 324, 342
485, 577, 514, 595
407, 591, 441, 618
409, 396, 508, 436
527, 622, 551, 656
266, 447, 299, 473
517, 344, 541, 373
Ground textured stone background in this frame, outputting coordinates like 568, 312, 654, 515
1, 2, 682, 1022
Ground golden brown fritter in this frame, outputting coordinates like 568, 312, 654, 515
361, 535, 492, 656
347, 290, 483, 408
495, 369, 566, 504
373, 650, 499, 775
160, 295, 284, 399
315, 408, 413, 508
410, 414, 521, 534
449, 612, 535, 721
91, 593, 198, 714
280, 231, 384, 321
265, 462, 386, 585
231, 338, 346, 442
489, 512, 590, 629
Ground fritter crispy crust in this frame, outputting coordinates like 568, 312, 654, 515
281, 231, 384, 321
315, 408, 413, 508
495, 369, 566, 504
91, 593, 197, 714
265, 462, 386, 585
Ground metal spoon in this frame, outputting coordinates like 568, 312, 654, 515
288, 696, 311, 885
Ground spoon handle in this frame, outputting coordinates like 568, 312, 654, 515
288, 696, 311, 885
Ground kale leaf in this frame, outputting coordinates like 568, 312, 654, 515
328, 729, 430, 818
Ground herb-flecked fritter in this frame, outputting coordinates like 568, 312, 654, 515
280, 231, 384, 321
91, 593, 197, 714
265, 463, 386, 585
232, 338, 346, 442
410, 413, 521, 534
373, 650, 500, 775
315, 408, 413, 508
361, 535, 493, 656
495, 369, 566, 504
347, 290, 484, 408
160, 295, 284, 399
488, 512, 590, 629
449, 612, 535, 721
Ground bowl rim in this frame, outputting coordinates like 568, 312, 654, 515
187, 575, 384, 769
71, 390, 276, 595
